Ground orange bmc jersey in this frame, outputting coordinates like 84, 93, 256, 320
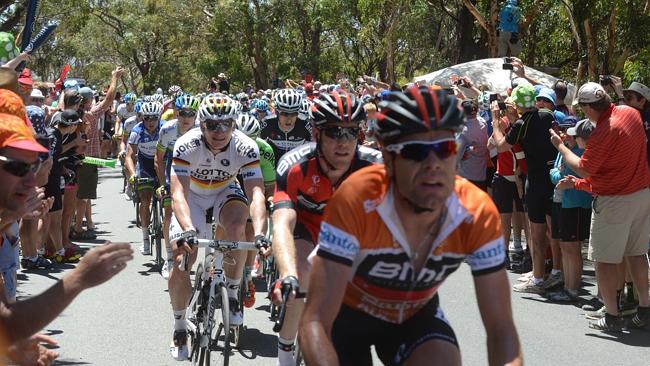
315, 165, 505, 324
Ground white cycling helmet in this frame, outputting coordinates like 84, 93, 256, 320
198, 94, 238, 121
231, 99, 243, 114
150, 93, 165, 103
141, 101, 163, 117
274, 88, 302, 113
236, 114, 261, 138
299, 98, 313, 120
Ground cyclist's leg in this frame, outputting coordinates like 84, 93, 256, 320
214, 183, 250, 322
277, 223, 313, 339
138, 188, 153, 238
167, 195, 207, 360
243, 220, 257, 307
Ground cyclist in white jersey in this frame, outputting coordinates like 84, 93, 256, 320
154, 94, 199, 279
119, 99, 143, 158
168, 95, 268, 361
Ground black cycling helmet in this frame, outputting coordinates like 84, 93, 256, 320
375, 85, 465, 144
311, 90, 365, 128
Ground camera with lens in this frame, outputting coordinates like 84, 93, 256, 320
599, 75, 612, 86
502, 57, 514, 70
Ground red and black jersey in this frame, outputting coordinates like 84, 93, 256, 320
273, 142, 382, 243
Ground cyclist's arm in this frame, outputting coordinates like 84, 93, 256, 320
299, 255, 351, 366
474, 269, 523, 366
271, 207, 297, 277
119, 128, 129, 153
243, 177, 267, 237
114, 117, 122, 140
125, 144, 137, 179
170, 174, 194, 232
154, 146, 166, 187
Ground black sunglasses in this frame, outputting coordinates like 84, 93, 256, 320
143, 115, 158, 121
205, 119, 233, 132
384, 139, 458, 162
321, 127, 360, 141
279, 111, 298, 117
0, 155, 42, 177
179, 109, 196, 118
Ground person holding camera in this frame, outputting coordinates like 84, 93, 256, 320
457, 99, 489, 191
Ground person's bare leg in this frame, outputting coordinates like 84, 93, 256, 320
47, 211, 64, 252
74, 198, 86, 232
85, 199, 95, 230
500, 213, 513, 249
19, 219, 38, 258
62, 187, 77, 246
560, 242, 582, 291
530, 222, 548, 280
595, 262, 621, 315
625, 255, 649, 307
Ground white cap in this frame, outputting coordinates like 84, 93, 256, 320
30, 89, 44, 98
218, 73, 226, 78
577, 82, 607, 104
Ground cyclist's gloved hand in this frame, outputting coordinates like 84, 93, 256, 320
272, 275, 299, 305
254, 234, 270, 250
155, 185, 166, 198
118, 150, 126, 159
128, 175, 135, 184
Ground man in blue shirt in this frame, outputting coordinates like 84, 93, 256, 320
498, 0, 522, 57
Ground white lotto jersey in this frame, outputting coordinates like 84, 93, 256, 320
117, 103, 136, 122
171, 128, 262, 196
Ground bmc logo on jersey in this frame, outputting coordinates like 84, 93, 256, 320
318, 222, 359, 259
276, 144, 313, 175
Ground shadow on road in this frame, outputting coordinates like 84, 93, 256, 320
138, 262, 162, 276
235, 327, 278, 358
53, 359, 92, 365
585, 330, 650, 347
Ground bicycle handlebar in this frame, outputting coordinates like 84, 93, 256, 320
273, 276, 307, 333
178, 238, 269, 272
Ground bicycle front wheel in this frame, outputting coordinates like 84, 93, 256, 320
208, 283, 230, 366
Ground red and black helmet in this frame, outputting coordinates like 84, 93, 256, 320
311, 90, 365, 128
375, 86, 465, 143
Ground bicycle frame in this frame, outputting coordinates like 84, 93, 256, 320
186, 240, 259, 345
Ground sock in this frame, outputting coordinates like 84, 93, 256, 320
244, 266, 253, 283
551, 269, 562, 276
142, 227, 149, 242
173, 309, 186, 331
277, 337, 295, 366
226, 277, 241, 299
533, 277, 544, 285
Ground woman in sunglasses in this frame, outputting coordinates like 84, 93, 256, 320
270, 90, 382, 366
300, 86, 522, 366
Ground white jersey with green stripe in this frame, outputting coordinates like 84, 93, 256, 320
171, 127, 262, 197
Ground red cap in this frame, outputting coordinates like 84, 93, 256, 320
0, 113, 48, 153
17, 68, 33, 86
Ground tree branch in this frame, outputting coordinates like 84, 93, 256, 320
461, 0, 488, 31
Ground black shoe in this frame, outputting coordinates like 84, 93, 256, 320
589, 313, 624, 332
20, 256, 53, 270
630, 306, 650, 329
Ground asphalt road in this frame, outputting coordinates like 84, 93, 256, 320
17, 166, 650, 366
